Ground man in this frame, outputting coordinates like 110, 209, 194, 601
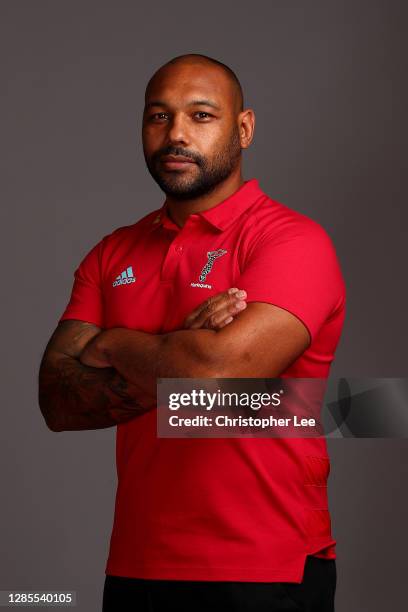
38, 53, 346, 611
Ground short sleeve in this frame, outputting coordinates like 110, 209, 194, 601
59, 239, 104, 327
237, 220, 346, 342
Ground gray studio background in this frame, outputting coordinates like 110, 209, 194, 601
1, 1, 407, 610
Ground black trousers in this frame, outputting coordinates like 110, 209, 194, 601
102, 555, 337, 611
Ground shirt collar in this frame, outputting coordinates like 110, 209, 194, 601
150, 178, 264, 233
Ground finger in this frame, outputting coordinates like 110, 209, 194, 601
187, 291, 247, 330
187, 298, 247, 330
184, 289, 246, 329
183, 287, 241, 328
216, 315, 234, 329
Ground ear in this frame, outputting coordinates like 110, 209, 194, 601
239, 109, 256, 149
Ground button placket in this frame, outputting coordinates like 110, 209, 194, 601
160, 215, 203, 281
161, 231, 188, 281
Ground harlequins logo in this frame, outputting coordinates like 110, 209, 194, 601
191, 249, 227, 289
199, 249, 228, 281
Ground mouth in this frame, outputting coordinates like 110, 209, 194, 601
160, 155, 197, 170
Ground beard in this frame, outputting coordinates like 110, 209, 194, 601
144, 127, 242, 200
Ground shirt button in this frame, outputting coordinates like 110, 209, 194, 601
175, 245, 184, 253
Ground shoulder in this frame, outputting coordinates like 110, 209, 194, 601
78, 208, 162, 262
75, 208, 162, 270
102, 208, 162, 246
242, 193, 346, 304
246, 193, 338, 256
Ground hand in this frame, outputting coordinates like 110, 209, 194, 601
79, 330, 112, 368
183, 287, 247, 330
79, 331, 158, 410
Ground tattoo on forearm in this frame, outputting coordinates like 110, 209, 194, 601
39, 355, 148, 432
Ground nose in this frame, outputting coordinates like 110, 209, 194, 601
166, 113, 190, 145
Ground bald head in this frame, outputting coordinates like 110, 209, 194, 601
145, 53, 244, 115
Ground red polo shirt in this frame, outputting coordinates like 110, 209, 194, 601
59, 178, 346, 583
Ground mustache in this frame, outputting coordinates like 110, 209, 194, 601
152, 146, 202, 164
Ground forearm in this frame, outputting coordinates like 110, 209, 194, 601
101, 327, 223, 387
38, 352, 151, 432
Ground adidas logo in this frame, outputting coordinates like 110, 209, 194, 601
113, 266, 136, 287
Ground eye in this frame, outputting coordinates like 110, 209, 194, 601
194, 111, 212, 120
150, 112, 169, 121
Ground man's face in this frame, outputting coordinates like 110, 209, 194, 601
142, 62, 242, 200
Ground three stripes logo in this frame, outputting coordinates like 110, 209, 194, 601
112, 266, 136, 287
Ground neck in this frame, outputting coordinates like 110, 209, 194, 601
164, 166, 244, 228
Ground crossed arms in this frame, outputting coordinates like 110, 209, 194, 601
38, 289, 310, 432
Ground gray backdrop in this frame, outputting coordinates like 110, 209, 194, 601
1, 1, 407, 610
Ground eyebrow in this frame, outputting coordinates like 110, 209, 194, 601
145, 99, 221, 111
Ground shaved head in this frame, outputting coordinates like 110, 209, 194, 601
145, 53, 244, 115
